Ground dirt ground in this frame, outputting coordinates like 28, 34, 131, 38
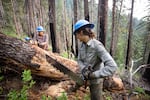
0, 70, 150, 100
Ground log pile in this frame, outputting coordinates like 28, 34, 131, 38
0, 32, 82, 98
0, 32, 78, 80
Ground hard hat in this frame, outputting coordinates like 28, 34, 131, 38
36, 26, 45, 32
73, 19, 94, 35
25, 37, 31, 41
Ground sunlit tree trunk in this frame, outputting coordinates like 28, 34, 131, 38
125, 0, 134, 69
97, 0, 108, 46
48, 0, 59, 53
84, 0, 89, 21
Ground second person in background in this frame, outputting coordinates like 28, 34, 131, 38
34, 26, 48, 50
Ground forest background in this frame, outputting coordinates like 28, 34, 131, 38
0, 0, 150, 79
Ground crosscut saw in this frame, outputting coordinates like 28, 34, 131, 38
46, 55, 84, 87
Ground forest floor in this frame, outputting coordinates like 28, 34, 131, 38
1, 70, 150, 100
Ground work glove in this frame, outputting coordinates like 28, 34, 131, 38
82, 66, 98, 80
82, 67, 91, 80
82, 66, 97, 80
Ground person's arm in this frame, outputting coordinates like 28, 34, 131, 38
33, 32, 37, 41
40, 34, 48, 45
91, 43, 117, 78
32, 33, 38, 45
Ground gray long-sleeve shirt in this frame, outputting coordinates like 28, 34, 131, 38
78, 39, 117, 84
34, 33, 48, 45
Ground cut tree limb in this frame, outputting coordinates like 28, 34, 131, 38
0, 32, 79, 80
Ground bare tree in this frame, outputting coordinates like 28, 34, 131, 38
48, 0, 59, 53
97, 0, 108, 46
125, 0, 135, 69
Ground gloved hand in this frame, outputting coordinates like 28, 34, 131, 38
82, 67, 97, 80
82, 67, 91, 80
82, 66, 97, 80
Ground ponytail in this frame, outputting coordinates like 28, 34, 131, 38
82, 28, 95, 38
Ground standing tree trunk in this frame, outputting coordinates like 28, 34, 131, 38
25, 0, 31, 37
84, 0, 89, 21
89, 0, 94, 22
36, 0, 43, 26
73, 0, 78, 57
110, 0, 116, 57
48, 0, 59, 53
97, 0, 108, 46
25, 0, 36, 37
0, 0, 5, 29
32, 0, 37, 32
63, 0, 70, 58
11, 0, 20, 35
28, 0, 34, 37
125, 0, 134, 69
97, 1, 108, 98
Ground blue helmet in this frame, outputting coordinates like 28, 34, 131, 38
25, 37, 31, 41
73, 19, 94, 35
36, 26, 45, 32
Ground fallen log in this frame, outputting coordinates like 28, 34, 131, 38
0, 32, 78, 80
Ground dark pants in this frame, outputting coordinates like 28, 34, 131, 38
89, 80, 103, 100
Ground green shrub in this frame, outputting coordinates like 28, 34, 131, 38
41, 95, 51, 100
56, 92, 67, 100
83, 94, 90, 100
8, 70, 35, 100
134, 87, 145, 94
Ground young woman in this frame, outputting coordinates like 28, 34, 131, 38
73, 19, 118, 100
34, 26, 48, 50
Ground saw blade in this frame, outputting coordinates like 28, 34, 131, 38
46, 55, 84, 86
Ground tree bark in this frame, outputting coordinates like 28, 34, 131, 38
63, 0, 70, 58
125, 0, 134, 69
84, 0, 89, 21
0, 33, 78, 80
73, 0, 78, 57
0, 0, 5, 29
25, 0, 36, 37
48, 0, 59, 53
11, 0, 20, 35
97, 0, 108, 46
110, 0, 116, 57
